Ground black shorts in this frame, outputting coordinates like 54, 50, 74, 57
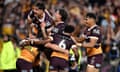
88, 54, 103, 68
49, 57, 69, 71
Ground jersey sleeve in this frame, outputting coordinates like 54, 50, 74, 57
88, 28, 101, 40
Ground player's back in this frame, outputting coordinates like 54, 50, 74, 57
51, 34, 75, 60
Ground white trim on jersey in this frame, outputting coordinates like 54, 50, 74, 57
88, 64, 95, 68
88, 36, 98, 40
38, 13, 45, 22
88, 25, 97, 31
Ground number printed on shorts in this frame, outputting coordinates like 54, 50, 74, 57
58, 40, 66, 49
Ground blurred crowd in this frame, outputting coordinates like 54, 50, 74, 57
0, 0, 120, 72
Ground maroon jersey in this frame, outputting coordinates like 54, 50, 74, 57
52, 34, 75, 50
83, 25, 103, 56
28, 11, 54, 60
51, 34, 76, 60
28, 11, 53, 38
84, 25, 102, 48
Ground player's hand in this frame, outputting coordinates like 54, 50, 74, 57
40, 22, 46, 29
45, 43, 69, 55
76, 43, 82, 47
64, 50, 69, 55
30, 23, 36, 27
29, 33, 36, 39
19, 39, 30, 46
28, 38, 40, 45
45, 42, 52, 48
78, 34, 86, 42
45, 43, 58, 49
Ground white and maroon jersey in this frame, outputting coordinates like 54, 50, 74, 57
83, 25, 103, 56
28, 10, 53, 38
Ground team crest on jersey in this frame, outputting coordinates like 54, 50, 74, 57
46, 21, 51, 27
52, 28, 59, 33
93, 29, 100, 34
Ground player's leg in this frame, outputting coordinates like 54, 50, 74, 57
49, 70, 58, 72
59, 70, 68, 72
94, 68, 99, 72
86, 65, 99, 72
16, 58, 33, 72
59, 58, 69, 72
49, 57, 59, 72
86, 54, 103, 72
86, 64, 95, 72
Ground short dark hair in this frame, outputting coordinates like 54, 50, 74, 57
64, 25, 75, 33
57, 9, 68, 22
86, 13, 96, 20
34, 2, 45, 11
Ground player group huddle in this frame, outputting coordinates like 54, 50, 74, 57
16, 2, 103, 72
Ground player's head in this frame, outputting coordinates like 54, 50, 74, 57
64, 25, 75, 34
55, 8, 68, 22
3, 34, 11, 42
32, 2, 45, 15
85, 12, 96, 27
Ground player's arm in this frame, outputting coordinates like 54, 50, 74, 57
40, 21, 55, 39
29, 38, 52, 45
40, 22, 49, 39
45, 9, 55, 35
71, 45, 79, 62
73, 35, 86, 43
40, 9, 54, 39
80, 37, 98, 48
45, 9, 54, 20
47, 26, 54, 35
74, 28, 100, 48
27, 15, 33, 37
45, 42, 69, 55
28, 35, 53, 45
76, 34, 99, 48
27, 15, 32, 24
19, 38, 51, 46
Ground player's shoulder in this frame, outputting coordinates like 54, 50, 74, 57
45, 10, 53, 19
58, 22, 65, 26
92, 25, 101, 35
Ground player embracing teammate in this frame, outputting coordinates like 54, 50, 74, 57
16, 2, 103, 72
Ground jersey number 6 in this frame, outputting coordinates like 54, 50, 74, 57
58, 40, 66, 49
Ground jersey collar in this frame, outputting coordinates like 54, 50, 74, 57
88, 24, 97, 31
39, 13, 45, 22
